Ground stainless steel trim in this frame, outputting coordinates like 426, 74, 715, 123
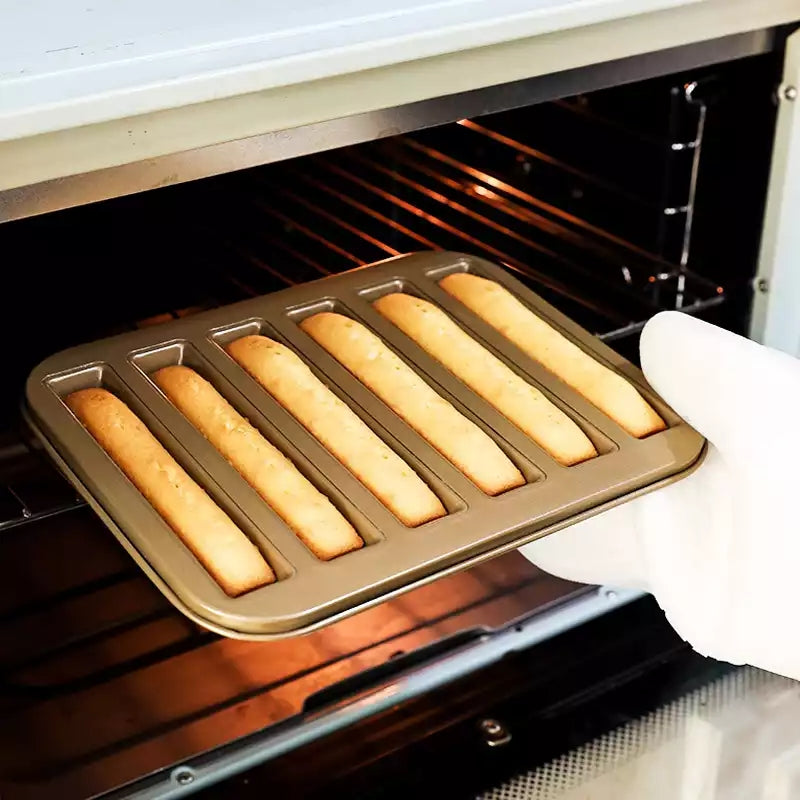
749, 28, 800, 354
98, 586, 644, 800
0, 29, 774, 224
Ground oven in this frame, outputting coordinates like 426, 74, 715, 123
1, 6, 800, 799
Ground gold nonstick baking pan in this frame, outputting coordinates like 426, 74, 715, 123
24, 252, 705, 639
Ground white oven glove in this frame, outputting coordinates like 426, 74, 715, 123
520, 310, 800, 682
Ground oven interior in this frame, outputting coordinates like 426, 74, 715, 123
0, 51, 779, 799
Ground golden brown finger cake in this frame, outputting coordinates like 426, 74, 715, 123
373, 293, 597, 466
439, 272, 666, 438
153, 365, 363, 560
299, 313, 526, 495
66, 388, 274, 597
226, 335, 447, 524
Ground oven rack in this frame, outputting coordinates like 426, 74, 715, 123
205, 110, 724, 342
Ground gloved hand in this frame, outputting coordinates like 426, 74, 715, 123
520, 310, 800, 682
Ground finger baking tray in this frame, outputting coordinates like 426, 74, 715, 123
24, 251, 705, 639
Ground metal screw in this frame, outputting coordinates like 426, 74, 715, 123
756, 278, 769, 294
785, 86, 798, 101
173, 769, 195, 786
479, 718, 512, 747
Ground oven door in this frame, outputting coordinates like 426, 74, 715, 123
101, 594, 800, 800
